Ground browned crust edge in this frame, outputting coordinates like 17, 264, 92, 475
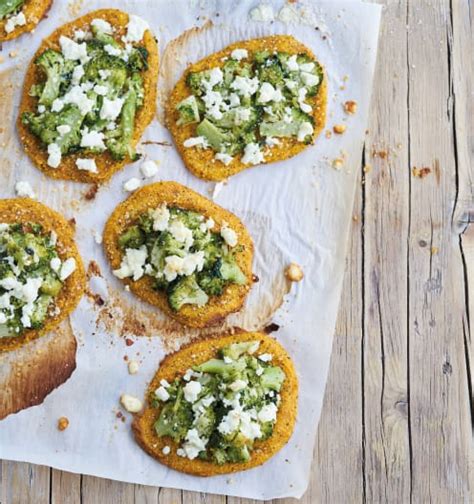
132, 330, 298, 476
0, 198, 86, 354
102, 182, 254, 328
166, 35, 328, 181
17, 8, 159, 184
0, 0, 52, 43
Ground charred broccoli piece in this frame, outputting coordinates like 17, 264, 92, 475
167, 275, 209, 311
35, 49, 65, 106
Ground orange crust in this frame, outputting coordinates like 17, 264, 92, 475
0, 0, 52, 43
0, 198, 86, 354
166, 35, 328, 181
132, 331, 298, 476
17, 9, 159, 184
103, 182, 254, 328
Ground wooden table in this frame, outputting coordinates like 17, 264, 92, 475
1, 1, 473, 502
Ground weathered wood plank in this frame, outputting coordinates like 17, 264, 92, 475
362, 0, 412, 502
159, 487, 182, 504
0, 462, 50, 504
81, 475, 135, 504
134, 482, 160, 503
407, 0, 471, 501
51, 469, 81, 504
181, 491, 226, 503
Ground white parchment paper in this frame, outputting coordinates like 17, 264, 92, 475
0, 0, 381, 499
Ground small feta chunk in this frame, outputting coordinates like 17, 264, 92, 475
257, 82, 284, 104
76, 158, 98, 173
37, 105, 46, 113
140, 160, 159, 178
120, 394, 143, 413
91, 18, 113, 34
81, 129, 106, 150
72, 65, 85, 84
123, 15, 149, 43
285, 54, 299, 72
100, 97, 124, 121
258, 353, 273, 362
258, 403, 278, 423
230, 75, 259, 97
183, 381, 202, 403
297, 121, 314, 142
94, 84, 108, 96
265, 137, 281, 147
155, 386, 170, 402
15, 181, 36, 199
59, 36, 89, 63
50, 257, 61, 272
151, 204, 170, 232
215, 152, 233, 166
183, 136, 209, 148
104, 44, 122, 57
220, 223, 238, 247
229, 379, 247, 392
60, 258, 76, 281
301, 71, 320, 87
47, 143, 62, 168
231, 48, 248, 61
113, 245, 148, 281
4, 11, 26, 34
162, 446, 171, 455
57, 124, 71, 136
298, 88, 312, 114
128, 360, 139, 374
241, 142, 264, 165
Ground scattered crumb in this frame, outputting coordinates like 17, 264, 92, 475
57, 417, 69, 431
363, 164, 372, 173
128, 360, 139, 375
140, 160, 159, 178
412, 166, 431, 178
332, 158, 344, 170
353, 215, 359, 222
9, 51, 18, 58
372, 148, 388, 160
212, 181, 226, 199
15, 181, 36, 199
325, 130, 332, 139
83, 184, 98, 200
343, 100, 358, 114
333, 124, 346, 135
285, 263, 304, 282
120, 394, 143, 413
125, 338, 134, 346
92, 230, 103, 245
0, 56, 4, 64
431, 246, 439, 255
123, 177, 141, 192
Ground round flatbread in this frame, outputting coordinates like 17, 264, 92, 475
0, 0, 52, 43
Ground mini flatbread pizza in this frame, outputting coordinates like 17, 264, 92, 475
18, 9, 159, 183
0, 0, 52, 43
166, 35, 327, 181
132, 331, 298, 476
103, 182, 254, 328
0, 198, 85, 419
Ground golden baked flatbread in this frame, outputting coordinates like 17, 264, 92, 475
0, 0, 52, 43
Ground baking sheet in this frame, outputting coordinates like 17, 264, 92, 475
0, 0, 381, 499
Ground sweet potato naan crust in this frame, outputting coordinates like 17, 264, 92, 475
103, 182, 254, 328
17, 8, 159, 184
166, 35, 327, 181
0, 0, 52, 43
132, 331, 298, 476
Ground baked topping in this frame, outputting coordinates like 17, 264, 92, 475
151, 340, 285, 464
177, 48, 323, 166
21, 16, 150, 171
0, 222, 76, 338
113, 205, 246, 311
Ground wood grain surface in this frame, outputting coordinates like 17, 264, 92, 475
1, 0, 473, 502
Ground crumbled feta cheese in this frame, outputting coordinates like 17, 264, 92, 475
155, 386, 170, 402
62, 85, 95, 115
257, 82, 284, 104
258, 403, 278, 423
183, 381, 202, 403
229, 379, 247, 392
301, 71, 320, 87
51, 99, 64, 112
91, 18, 113, 34
75, 158, 98, 173
113, 245, 148, 280
94, 84, 108, 96
241, 142, 264, 165
235, 107, 252, 123
231, 48, 248, 61
206, 67, 224, 89
258, 353, 273, 362
60, 258, 76, 281
202, 89, 226, 120
160, 379, 170, 388
57, 124, 71, 136
5, 11, 26, 34
100, 97, 124, 121
99, 69, 111, 79
256, 366, 264, 376
265, 137, 281, 147
183, 136, 209, 148
72, 64, 85, 84
162, 446, 171, 455
181, 428, 207, 460
140, 160, 159, 178
298, 88, 312, 114
229, 93, 240, 107
59, 36, 89, 63
81, 129, 106, 150
151, 204, 170, 232
300, 62, 315, 73
104, 44, 122, 57
215, 152, 233, 166
37, 105, 46, 113
285, 54, 299, 72
230, 76, 259, 97
120, 394, 143, 413
123, 15, 149, 43
15, 181, 36, 199
297, 121, 314, 142
47, 143, 62, 168
249, 4, 275, 22
176, 448, 186, 457
285, 79, 298, 91
50, 257, 61, 272
74, 29, 87, 41
128, 360, 139, 374
169, 219, 193, 248
220, 223, 238, 247
163, 252, 205, 282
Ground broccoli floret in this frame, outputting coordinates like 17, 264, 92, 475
254, 50, 271, 64
150, 231, 185, 271
220, 257, 246, 285
35, 49, 65, 106
171, 209, 202, 230
176, 95, 200, 126
30, 294, 52, 329
40, 275, 62, 296
186, 71, 208, 95
194, 357, 246, 377
259, 421, 274, 440
220, 341, 260, 361
167, 275, 209, 311
118, 225, 145, 249
0, 0, 24, 20
84, 54, 127, 93
193, 405, 216, 438
260, 366, 285, 392
197, 262, 226, 296
258, 63, 285, 88
127, 46, 149, 72
154, 394, 193, 443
